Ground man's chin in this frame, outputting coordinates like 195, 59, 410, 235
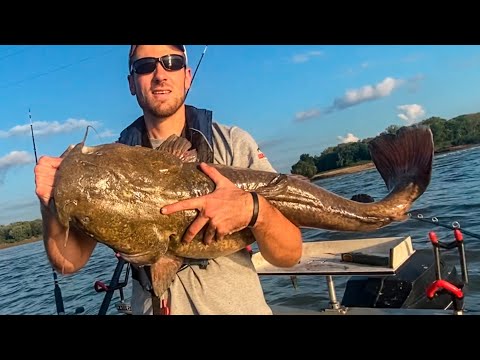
149, 103, 183, 118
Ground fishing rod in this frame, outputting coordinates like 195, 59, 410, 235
409, 212, 480, 240
409, 212, 473, 289
29, 108, 66, 315
185, 45, 208, 100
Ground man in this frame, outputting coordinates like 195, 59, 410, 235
34, 45, 302, 315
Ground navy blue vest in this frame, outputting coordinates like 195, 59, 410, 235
117, 105, 214, 293
118, 105, 214, 163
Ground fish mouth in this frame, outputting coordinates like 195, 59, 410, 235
80, 144, 103, 154
117, 250, 157, 266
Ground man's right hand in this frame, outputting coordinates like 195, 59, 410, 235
34, 156, 63, 208
35, 154, 97, 274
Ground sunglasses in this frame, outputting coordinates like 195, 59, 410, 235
130, 54, 186, 75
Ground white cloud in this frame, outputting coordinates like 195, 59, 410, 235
397, 104, 426, 125
98, 130, 117, 139
0, 151, 34, 168
337, 133, 359, 143
294, 108, 321, 122
332, 77, 405, 110
291, 50, 324, 64
310, 76, 410, 119
0, 151, 34, 185
0, 118, 100, 138
294, 74, 425, 123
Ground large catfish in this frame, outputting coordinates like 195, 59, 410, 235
52, 124, 434, 297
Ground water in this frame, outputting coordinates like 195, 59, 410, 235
1, 147, 479, 315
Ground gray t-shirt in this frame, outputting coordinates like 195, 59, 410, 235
130, 122, 276, 315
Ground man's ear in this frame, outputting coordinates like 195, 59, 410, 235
184, 67, 192, 93
128, 74, 136, 95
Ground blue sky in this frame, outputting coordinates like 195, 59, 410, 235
1, 45, 479, 225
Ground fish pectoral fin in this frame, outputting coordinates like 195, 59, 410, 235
155, 134, 198, 163
150, 252, 184, 298
59, 144, 75, 158
254, 173, 289, 197
51, 198, 71, 231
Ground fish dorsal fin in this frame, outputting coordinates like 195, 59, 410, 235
155, 135, 198, 163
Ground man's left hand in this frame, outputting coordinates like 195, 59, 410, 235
160, 162, 254, 245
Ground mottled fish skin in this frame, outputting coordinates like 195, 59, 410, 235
52, 124, 434, 297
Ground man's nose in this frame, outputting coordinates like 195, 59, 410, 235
152, 62, 169, 80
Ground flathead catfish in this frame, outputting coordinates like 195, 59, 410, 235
52, 124, 434, 297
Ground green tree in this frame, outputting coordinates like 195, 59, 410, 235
8, 224, 31, 242
384, 124, 401, 135
30, 219, 43, 237
291, 160, 317, 178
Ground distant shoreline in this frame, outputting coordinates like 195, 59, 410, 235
0, 237, 42, 251
310, 143, 480, 181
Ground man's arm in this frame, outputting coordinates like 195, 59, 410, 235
227, 126, 303, 266
35, 156, 97, 274
249, 192, 302, 267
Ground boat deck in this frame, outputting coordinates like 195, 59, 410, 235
252, 236, 472, 316
270, 305, 479, 315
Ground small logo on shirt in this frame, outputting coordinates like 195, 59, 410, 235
257, 148, 265, 159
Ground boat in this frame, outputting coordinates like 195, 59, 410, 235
252, 233, 473, 315
68, 214, 476, 316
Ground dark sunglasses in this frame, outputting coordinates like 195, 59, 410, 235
130, 54, 186, 75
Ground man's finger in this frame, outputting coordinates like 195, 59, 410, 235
35, 173, 55, 185
38, 156, 63, 168
35, 184, 53, 206
215, 232, 225, 243
203, 222, 217, 245
199, 162, 228, 186
161, 197, 203, 215
183, 216, 209, 243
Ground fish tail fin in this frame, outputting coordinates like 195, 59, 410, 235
368, 124, 434, 211
150, 253, 184, 299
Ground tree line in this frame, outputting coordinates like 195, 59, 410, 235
0, 219, 43, 244
291, 112, 480, 178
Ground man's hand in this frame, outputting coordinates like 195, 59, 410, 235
34, 156, 63, 208
160, 162, 254, 245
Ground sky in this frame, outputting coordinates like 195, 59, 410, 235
1, 44, 479, 225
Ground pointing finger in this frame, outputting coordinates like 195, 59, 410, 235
161, 197, 203, 215
183, 216, 209, 243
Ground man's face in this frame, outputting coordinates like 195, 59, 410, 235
128, 45, 192, 118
